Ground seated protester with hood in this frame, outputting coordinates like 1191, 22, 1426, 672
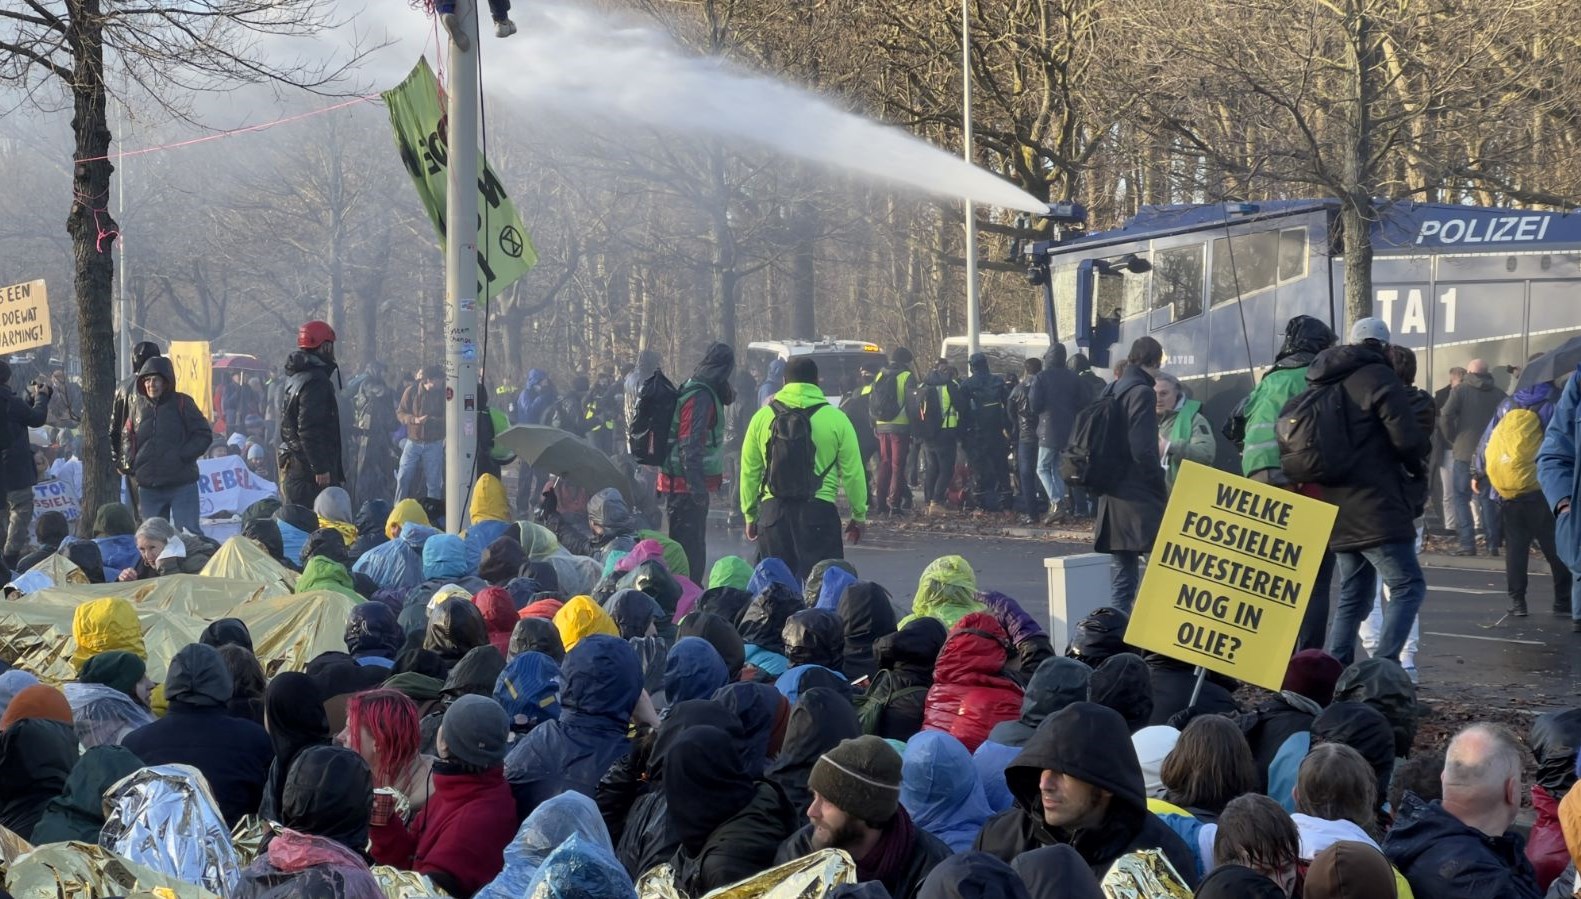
16, 511, 69, 573
505, 633, 642, 818
662, 637, 728, 709
838, 581, 897, 684
258, 672, 332, 823
121, 643, 273, 825
736, 576, 803, 681
462, 475, 513, 568
244, 517, 297, 572
539, 486, 641, 563
92, 502, 139, 582
508, 617, 565, 664
494, 651, 562, 744
61, 539, 106, 584
400, 534, 486, 634
0, 689, 81, 840
1385, 722, 1543, 899
346, 603, 404, 670
1526, 709, 1581, 892
782, 608, 847, 681
423, 597, 491, 671
974, 701, 1199, 886
606, 589, 670, 702
418, 645, 507, 754
974, 657, 1092, 813
236, 745, 382, 899
219, 644, 268, 725
472, 587, 517, 657
775, 736, 952, 899
1309, 701, 1397, 828
115, 516, 217, 581
350, 499, 393, 559
902, 731, 994, 854
976, 590, 1056, 680
1147, 653, 1239, 726
371, 696, 517, 899
313, 486, 359, 547
477, 536, 526, 587
1199, 794, 1301, 898
676, 612, 746, 683
1237, 649, 1344, 794
663, 725, 798, 896
920, 612, 1023, 753
477, 792, 613, 899
1090, 652, 1155, 734
860, 617, 947, 742
32, 744, 142, 845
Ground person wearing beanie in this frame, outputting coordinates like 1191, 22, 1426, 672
870, 347, 917, 517
121, 643, 273, 825
0, 670, 38, 721
973, 701, 1198, 887
371, 694, 516, 898
774, 735, 951, 899
0, 684, 72, 730
1235, 648, 1344, 795
1305, 841, 1400, 899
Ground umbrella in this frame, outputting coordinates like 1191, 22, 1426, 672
496, 425, 635, 503
1517, 336, 1581, 391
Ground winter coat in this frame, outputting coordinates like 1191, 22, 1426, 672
32, 744, 143, 845
1399, 386, 1437, 517
0, 718, 78, 840
1475, 382, 1558, 501
973, 701, 1199, 887
1009, 376, 1039, 445
975, 657, 1091, 811
673, 779, 795, 895
663, 637, 728, 707
1539, 373, 1581, 558
1093, 367, 1167, 553
121, 645, 274, 825
127, 357, 212, 489
903, 731, 994, 852
236, 829, 383, 899
1030, 355, 1082, 450
738, 381, 869, 524
1158, 403, 1216, 490
1304, 344, 1431, 551
1385, 797, 1542, 899
839, 581, 898, 683
1443, 371, 1507, 462
1526, 709, 1581, 891
712, 682, 784, 779
1146, 654, 1237, 727
1235, 692, 1320, 794
767, 687, 861, 819
1240, 360, 1316, 478
505, 635, 641, 817
921, 613, 1023, 751
398, 381, 446, 443
660, 344, 734, 496
862, 618, 946, 741
0, 383, 47, 490
281, 351, 345, 481
776, 810, 952, 899
371, 765, 517, 899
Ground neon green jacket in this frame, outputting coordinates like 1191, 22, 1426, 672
739, 382, 868, 524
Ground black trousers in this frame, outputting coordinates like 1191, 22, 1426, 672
759, 497, 843, 583
281, 455, 326, 510
1295, 550, 1336, 652
969, 435, 1010, 511
922, 436, 957, 504
665, 491, 709, 582
1504, 491, 1572, 607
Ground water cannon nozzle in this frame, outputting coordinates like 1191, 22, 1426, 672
1043, 201, 1088, 225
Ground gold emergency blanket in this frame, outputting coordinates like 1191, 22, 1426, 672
636, 849, 855, 899
227, 817, 277, 868
0, 568, 357, 682
0, 825, 33, 875
1099, 850, 1194, 899
99, 765, 242, 898
200, 539, 297, 596
7, 842, 219, 899
371, 866, 448, 899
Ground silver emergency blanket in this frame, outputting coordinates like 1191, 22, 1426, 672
1099, 850, 1193, 899
99, 765, 243, 897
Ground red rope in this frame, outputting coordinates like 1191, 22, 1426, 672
74, 95, 379, 164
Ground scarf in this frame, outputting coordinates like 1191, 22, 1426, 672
857, 804, 918, 888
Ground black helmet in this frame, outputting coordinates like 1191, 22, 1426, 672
1279, 315, 1337, 360
1065, 607, 1133, 666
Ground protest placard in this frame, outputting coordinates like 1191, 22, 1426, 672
32, 478, 80, 522
197, 455, 276, 517
0, 280, 52, 354
1123, 460, 1338, 691
168, 341, 213, 418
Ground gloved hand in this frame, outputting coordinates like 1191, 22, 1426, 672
844, 521, 862, 545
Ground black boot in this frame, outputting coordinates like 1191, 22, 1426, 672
1510, 597, 1528, 617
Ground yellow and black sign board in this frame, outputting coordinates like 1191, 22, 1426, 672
1123, 460, 1338, 691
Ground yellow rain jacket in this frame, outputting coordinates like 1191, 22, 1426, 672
71, 597, 146, 670
553, 595, 619, 652
470, 475, 510, 524
385, 499, 430, 540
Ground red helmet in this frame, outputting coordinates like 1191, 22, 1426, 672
298, 320, 336, 350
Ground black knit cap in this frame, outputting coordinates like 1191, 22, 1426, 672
808, 735, 903, 825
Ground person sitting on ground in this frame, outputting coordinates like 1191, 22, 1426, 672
1159, 715, 1259, 824
16, 511, 68, 573
1524, 709, 1581, 892
0, 705, 80, 840
1204, 794, 1301, 896
218, 643, 267, 725
341, 689, 435, 816
508, 617, 565, 664
1305, 841, 1401, 899
477, 792, 612, 899
973, 701, 1198, 886
973, 657, 1091, 813
313, 486, 358, 546
120, 643, 272, 825
861, 618, 947, 742
92, 502, 139, 581
1385, 722, 1542, 898
902, 731, 994, 853
32, 744, 142, 845
116, 516, 217, 581
539, 486, 641, 564
371, 695, 517, 898
235, 745, 382, 899
920, 612, 1023, 752
1290, 742, 1413, 897
776, 736, 952, 899
1089, 652, 1155, 734
1310, 701, 1397, 827
920, 851, 1034, 899
1239, 649, 1344, 795
258, 672, 332, 823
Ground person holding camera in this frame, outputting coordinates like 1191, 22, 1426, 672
0, 363, 51, 568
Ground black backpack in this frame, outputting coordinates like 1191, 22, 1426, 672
763, 401, 832, 502
1276, 381, 1358, 485
856, 670, 926, 735
913, 383, 943, 441
627, 368, 679, 465
868, 370, 904, 423
1059, 390, 1130, 495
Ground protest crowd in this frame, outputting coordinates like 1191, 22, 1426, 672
0, 313, 1574, 899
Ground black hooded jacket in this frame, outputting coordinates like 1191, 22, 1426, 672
1235, 692, 1321, 793
478, 537, 527, 587
0, 718, 79, 840
677, 612, 746, 681
666, 725, 796, 897
921, 852, 1033, 899
1030, 346, 1082, 450
1304, 343, 1430, 550
1146, 653, 1238, 726
864, 618, 946, 740
766, 687, 861, 819
280, 349, 344, 481
345, 602, 403, 661
839, 582, 898, 683
0, 381, 47, 491
973, 702, 1198, 886
1088, 653, 1154, 733
349, 500, 392, 559
128, 356, 212, 489
258, 672, 331, 823
423, 598, 490, 667
508, 617, 565, 663
1532, 710, 1581, 796
280, 744, 372, 851
986, 657, 1091, 748
783, 609, 845, 671
737, 585, 803, 655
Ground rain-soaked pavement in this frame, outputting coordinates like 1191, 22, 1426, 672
710, 525, 1581, 712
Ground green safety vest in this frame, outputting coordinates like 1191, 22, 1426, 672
1166, 398, 1201, 483
662, 381, 724, 478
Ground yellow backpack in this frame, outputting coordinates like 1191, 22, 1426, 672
1485, 407, 1543, 498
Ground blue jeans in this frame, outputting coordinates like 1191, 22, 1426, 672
1326, 540, 1426, 664
1452, 460, 1502, 551
1037, 446, 1065, 508
1110, 551, 1141, 614
139, 482, 203, 536
397, 440, 445, 501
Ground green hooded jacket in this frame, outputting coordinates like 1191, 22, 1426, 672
32, 744, 143, 844
296, 556, 360, 600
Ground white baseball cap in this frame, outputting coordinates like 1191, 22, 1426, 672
1349, 316, 1390, 345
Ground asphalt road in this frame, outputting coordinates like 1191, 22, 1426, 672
709, 525, 1579, 710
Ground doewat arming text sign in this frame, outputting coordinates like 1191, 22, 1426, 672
1123, 461, 1338, 692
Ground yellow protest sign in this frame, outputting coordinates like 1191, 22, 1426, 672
1123, 460, 1338, 691
167, 341, 213, 418
0, 280, 52, 354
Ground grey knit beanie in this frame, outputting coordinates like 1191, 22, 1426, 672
439, 694, 509, 768
808, 735, 903, 825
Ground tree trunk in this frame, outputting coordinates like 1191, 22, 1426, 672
66, 0, 116, 537
791, 201, 816, 340
1340, 0, 1378, 328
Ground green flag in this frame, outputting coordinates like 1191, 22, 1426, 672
383, 57, 536, 300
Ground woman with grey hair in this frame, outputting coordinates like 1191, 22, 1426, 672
115, 516, 216, 580
1154, 371, 1217, 492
